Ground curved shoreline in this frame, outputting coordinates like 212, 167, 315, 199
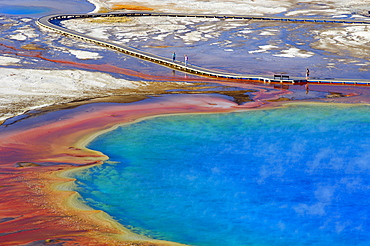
57, 99, 370, 245
47, 93, 282, 245
0, 94, 265, 245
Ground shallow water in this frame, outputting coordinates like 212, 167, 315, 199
73, 104, 370, 246
88, 17, 370, 79
2, 0, 369, 81
0, 0, 94, 16
0, 5, 52, 15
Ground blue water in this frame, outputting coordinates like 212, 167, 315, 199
0, 5, 51, 15
73, 104, 370, 246
0, 0, 95, 16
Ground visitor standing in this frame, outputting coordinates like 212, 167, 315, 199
172, 52, 176, 62
306, 68, 310, 79
184, 55, 188, 66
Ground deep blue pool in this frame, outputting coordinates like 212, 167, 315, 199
73, 104, 370, 246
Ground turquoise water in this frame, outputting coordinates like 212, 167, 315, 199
73, 104, 370, 246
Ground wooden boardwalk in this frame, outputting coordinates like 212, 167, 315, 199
36, 12, 370, 86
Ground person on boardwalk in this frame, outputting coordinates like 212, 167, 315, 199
172, 52, 176, 62
184, 55, 188, 66
306, 68, 310, 79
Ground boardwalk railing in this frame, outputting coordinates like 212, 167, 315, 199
36, 12, 370, 85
